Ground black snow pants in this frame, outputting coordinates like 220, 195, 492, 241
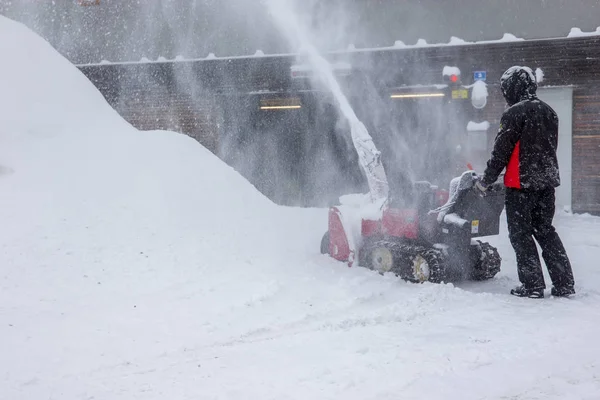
505, 187, 575, 290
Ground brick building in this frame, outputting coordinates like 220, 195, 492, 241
78, 33, 600, 212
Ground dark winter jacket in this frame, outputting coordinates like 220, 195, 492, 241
482, 67, 560, 190
482, 98, 560, 189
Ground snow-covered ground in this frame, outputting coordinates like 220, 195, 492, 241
1, 15, 600, 400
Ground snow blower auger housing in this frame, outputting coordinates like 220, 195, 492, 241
320, 171, 506, 283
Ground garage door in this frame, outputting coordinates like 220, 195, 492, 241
537, 87, 573, 213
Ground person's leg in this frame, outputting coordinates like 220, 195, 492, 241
505, 188, 546, 294
531, 187, 575, 294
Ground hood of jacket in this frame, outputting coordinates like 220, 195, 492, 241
500, 66, 538, 106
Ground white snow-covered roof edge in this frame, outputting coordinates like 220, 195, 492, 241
567, 27, 600, 38
76, 27, 600, 68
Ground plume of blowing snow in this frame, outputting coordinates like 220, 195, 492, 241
264, 0, 389, 202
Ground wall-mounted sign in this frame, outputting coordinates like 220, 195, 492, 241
452, 89, 469, 99
474, 71, 487, 81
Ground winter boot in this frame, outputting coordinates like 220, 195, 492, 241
510, 285, 544, 299
551, 286, 575, 298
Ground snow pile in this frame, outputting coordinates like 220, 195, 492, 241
448, 36, 469, 45
0, 17, 323, 398
496, 33, 525, 42
567, 27, 600, 38
0, 14, 302, 262
470, 80, 488, 109
0, 17, 128, 136
442, 65, 461, 77
535, 67, 545, 83
467, 121, 490, 131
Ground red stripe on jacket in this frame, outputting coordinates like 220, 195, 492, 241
504, 141, 521, 189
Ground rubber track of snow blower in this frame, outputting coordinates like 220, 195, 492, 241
470, 240, 502, 281
360, 239, 447, 284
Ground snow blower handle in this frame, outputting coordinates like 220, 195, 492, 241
473, 174, 488, 197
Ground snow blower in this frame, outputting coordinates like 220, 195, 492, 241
321, 170, 505, 283
319, 118, 505, 283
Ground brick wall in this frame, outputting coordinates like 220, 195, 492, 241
116, 90, 220, 153
573, 88, 600, 213
78, 35, 600, 212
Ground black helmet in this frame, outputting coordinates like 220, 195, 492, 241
500, 66, 537, 106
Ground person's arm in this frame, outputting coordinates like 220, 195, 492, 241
481, 111, 521, 186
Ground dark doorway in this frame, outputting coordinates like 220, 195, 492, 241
218, 93, 367, 207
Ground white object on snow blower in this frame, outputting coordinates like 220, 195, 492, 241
432, 170, 478, 223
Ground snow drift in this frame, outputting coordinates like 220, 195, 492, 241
2, 15, 600, 400
0, 14, 324, 397
0, 14, 285, 254
0, 15, 126, 135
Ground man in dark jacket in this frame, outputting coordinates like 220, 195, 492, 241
477, 66, 575, 298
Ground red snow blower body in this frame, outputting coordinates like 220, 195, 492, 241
321, 171, 505, 283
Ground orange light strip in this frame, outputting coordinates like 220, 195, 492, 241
390, 93, 445, 99
259, 105, 302, 110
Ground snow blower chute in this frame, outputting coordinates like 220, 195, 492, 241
320, 121, 505, 283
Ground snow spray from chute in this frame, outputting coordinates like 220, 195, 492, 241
263, 0, 389, 203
